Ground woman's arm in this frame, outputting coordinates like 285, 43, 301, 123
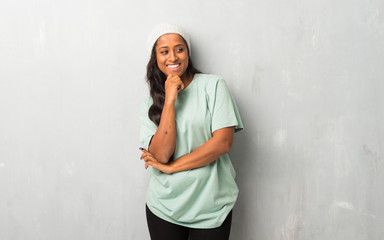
141, 127, 235, 173
147, 101, 176, 163
147, 74, 184, 163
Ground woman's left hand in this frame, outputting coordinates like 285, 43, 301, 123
140, 148, 173, 174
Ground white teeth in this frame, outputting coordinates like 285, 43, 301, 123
168, 64, 180, 69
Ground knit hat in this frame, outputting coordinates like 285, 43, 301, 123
146, 23, 191, 56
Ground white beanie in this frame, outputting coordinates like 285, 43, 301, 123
146, 23, 191, 56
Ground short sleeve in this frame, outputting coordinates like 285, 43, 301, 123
139, 98, 158, 149
211, 79, 244, 133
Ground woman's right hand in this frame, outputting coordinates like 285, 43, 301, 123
165, 74, 184, 104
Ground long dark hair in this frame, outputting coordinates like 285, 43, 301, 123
146, 39, 200, 126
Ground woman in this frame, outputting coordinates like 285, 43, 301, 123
139, 23, 243, 240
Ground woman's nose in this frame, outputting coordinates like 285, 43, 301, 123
169, 50, 178, 61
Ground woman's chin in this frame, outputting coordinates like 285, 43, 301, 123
165, 72, 182, 77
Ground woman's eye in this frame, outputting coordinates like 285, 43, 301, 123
176, 48, 184, 53
160, 50, 168, 55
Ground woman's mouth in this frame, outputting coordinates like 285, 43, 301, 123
167, 64, 181, 70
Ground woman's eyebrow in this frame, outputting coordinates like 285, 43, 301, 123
158, 43, 185, 49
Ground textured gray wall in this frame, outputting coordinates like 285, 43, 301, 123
1, 0, 383, 239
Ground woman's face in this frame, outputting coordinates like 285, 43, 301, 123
155, 33, 189, 79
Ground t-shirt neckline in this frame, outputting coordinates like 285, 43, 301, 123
180, 74, 199, 94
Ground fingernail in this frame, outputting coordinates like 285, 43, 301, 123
139, 147, 144, 151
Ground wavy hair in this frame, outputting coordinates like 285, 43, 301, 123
146, 39, 200, 126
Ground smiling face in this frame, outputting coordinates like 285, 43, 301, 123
155, 33, 189, 80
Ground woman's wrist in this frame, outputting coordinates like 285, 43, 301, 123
164, 99, 176, 106
167, 161, 176, 174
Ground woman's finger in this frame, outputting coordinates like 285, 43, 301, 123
140, 151, 154, 160
143, 155, 153, 162
145, 160, 158, 169
177, 82, 185, 92
168, 75, 183, 88
141, 153, 152, 161
141, 153, 159, 163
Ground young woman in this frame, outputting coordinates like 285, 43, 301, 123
139, 23, 243, 240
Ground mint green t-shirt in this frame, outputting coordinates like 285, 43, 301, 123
139, 74, 243, 228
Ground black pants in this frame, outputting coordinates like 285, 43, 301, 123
146, 205, 232, 240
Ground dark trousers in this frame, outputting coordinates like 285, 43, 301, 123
146, 205, 232, 240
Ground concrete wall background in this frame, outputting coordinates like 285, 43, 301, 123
1, 0, 383, 239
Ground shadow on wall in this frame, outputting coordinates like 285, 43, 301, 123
229, 111, 256, 239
